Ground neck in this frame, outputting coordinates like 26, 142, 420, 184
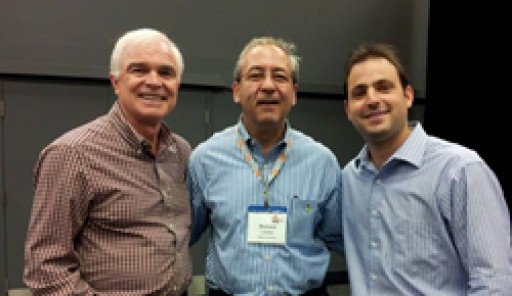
367, 125, 411, 169
244, 122, 286, 156
134, 124, 161, 155
138, 131, 158, 155
118, 102, 161, 154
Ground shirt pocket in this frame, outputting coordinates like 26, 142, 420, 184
287, 199, 319, 245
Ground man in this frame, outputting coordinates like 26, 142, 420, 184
187, 37, 343, 295
342, 42, 512, 294
24, 28, 192, 295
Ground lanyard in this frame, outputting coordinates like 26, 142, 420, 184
236, 125, 292, 209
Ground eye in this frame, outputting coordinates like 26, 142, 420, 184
272, 73, 290, 82
158, 67, 176, 79
127, 64, 149, 76
350, 85, 367, 99
246, 72, 264, 81
130, 67, 144, 74
374, 80, 394, 93
351, 91, 365, 98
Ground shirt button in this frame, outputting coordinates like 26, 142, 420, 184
375, 179, 382, 184
267, 286, 274, 291
371, 241, 378, 248
371, 273, 377, 280
372, 209, 379, 216
264, 254, 271, 260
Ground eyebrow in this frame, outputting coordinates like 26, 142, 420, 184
126, 62, 175, 72
247, 65, 288, 73
125, 62, 147, 70
373, 79, 394, 86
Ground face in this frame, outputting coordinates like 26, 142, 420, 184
110, 40, 180, 130
344, 57, 413, 144
232, 44, 297, 132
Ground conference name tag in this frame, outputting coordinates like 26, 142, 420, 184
247, 205, 287, 244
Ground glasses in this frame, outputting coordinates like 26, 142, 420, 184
242, 69, 293, 84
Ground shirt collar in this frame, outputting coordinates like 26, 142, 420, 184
355, 121, 427, 169
237, 115, 290, 148
108, 101, 174, 153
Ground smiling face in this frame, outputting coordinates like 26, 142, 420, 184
344, 57, 413, 145
232, 44, 297, 134
110, 39, 180, 132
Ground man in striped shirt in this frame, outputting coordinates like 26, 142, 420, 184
24, 28, 192, 295
342, 42, 512, 295
188, 37, 344, 295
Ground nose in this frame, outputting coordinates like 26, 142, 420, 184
367, 87, 379, 101
260, 74, 276, 93
145, 70, 162, 87
365, 88, 382, 109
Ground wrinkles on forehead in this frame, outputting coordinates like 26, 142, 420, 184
240, 45, 292, 79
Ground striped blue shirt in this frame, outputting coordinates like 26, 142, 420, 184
342, 122, 512, 295
188, 120, 343, 295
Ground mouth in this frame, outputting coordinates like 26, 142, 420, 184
139, 93, 167, 101
256, 99, 279, 105
364, 110, 387, 119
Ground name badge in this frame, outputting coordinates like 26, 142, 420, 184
247, 205, 287, 245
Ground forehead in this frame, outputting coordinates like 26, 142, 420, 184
122, 41, 176, 66
348, 57, 398, 86
241, 45, 291, 72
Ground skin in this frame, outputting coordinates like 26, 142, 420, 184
232, 44, 298, 155
110, 40, 180, 154
344, 57, 414, 169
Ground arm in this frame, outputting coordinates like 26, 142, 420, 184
451, 160, 512, 294
24, 145, 95, 295
187, 154, 210, 246
317, 159, 344, 255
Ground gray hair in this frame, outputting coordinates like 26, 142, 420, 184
233, 36, 300, 83
109, 28, 184, 79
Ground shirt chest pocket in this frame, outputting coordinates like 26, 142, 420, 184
287, 199, 319, 244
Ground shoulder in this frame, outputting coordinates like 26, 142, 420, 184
421, 135, 499, 187
34, 117, 106, 177
290, 129, 337, 159
188, 125, 237, 177
49, 114, 109, 149
172, 133, 192, 157
426, 135, 482, 165
192, 125, 236, 155
289, 129, 341, 173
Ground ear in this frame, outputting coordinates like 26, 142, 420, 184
343, 99, 352, 121
404, 85, 414, 108
291, 83, 298, 106
109, 74, 120, 95
232, 82, 241, 103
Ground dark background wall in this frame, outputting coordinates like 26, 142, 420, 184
0, 1, 429, 95
425, 2, 510, 202
0, 1, 440, 294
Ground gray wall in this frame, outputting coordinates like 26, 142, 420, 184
0, 1, 429, 96
0, 1, 430, 293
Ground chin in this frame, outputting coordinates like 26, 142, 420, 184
258, 117, 281, 125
